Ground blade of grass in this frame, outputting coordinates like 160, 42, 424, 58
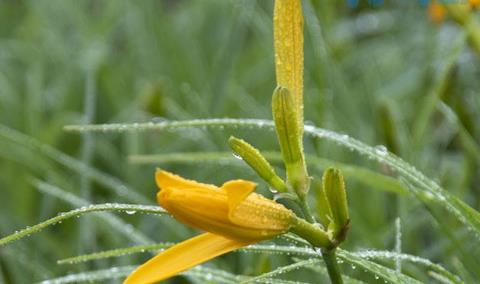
129, 152, 406, 195
0, 203, 165, 247
411, 33, 466, 149
64, 118, 480, 239
32, 179, 152, 244
79, 68, 97, 252
56, 241, 459, 284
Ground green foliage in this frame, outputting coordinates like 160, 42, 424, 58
1, 0, 480, 283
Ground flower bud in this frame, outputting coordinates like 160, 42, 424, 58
323, 168, 350, 242
228, 136, 288, 193
156, 170, 295, 241
272, 86, 309, 197
314, 179, 332, 229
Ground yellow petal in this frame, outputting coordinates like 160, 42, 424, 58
124, 233, 250, 284
222, 180, 257, 213
155, 169, 217, 191
274, 0, 304, 130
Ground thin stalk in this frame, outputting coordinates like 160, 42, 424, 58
298, 197, 316, 224
322, 249, 343, 284
295, 192, 344, 284
80, 67, 96, 254
290, 217, 330, 249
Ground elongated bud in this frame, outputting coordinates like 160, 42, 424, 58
323, 168, 350, 243
228, 136, 288, 193
313, 179, 332, 229
272, 86, 309, 197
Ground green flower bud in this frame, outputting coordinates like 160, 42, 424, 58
272, 86, 309, 197
323, 168, 350, 243
228, 136, 288, 193
314, 179, 332, 229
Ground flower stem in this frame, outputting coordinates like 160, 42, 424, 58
290, 217, 330, 248
298, 196, 315, 224
322, 248, 343, 284
291, 217, 344, 283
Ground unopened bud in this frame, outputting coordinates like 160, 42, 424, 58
314, 179, 332, 229
272, 86, 309, 197
229, 136, 288, 193
323, 168, 350, 242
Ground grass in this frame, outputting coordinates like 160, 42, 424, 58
0, 0, 480, 283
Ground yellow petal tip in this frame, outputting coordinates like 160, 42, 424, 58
155, 169, 217, 192
222, 180, 257, 213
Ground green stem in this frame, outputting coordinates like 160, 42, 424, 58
298, 196, 316, 223
290, 216, 344, 284
290, 217, 330, 249
322, 249, 343, 284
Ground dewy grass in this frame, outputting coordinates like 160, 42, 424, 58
65, 118, 480, 239
1, 1, 480, 283
0, 204, 165, 247
62, 117, 478, 282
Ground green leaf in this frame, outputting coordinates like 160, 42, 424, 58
0, 203, 165, 247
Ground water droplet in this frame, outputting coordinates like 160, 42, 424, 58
304, 120, 315, 127
125, 210, 136, 215
269, 187, 278, 194
232, 153, 243, 160
151, 117, 168, 124
274, 192, 295, 201
374, 145, 388, 156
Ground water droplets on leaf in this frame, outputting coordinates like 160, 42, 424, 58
304, 120, 315, 127
374, 145, 388, 157
233, 153, 243, 160
269, 187, 279, 194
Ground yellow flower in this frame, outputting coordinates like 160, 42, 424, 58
471, 0, 480, 8
428, 0, 479, 23
429, 1, 446, 23
124, 170, 296, 284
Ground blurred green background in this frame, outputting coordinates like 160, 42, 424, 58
1, 0, 479, 283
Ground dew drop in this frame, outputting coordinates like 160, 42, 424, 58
269, 187, 278, 194
232, 153, 243, 160
304, 120, 315, 127
151, 117, 169, 124
374, 145, 388, 156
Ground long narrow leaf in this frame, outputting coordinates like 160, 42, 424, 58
64, 118, 480, 239
0, 204, 165, 246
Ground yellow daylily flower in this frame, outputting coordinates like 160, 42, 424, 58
428, 0, 479, 23
124, 170, 296, 284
